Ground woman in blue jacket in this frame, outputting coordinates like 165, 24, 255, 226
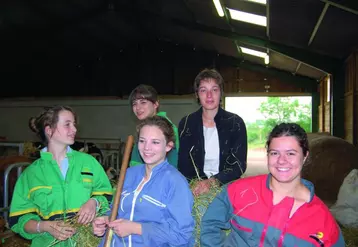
93, 116, 195, 247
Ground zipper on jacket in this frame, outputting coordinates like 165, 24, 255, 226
277, 202, 307, 247
128, 173, 152, 247
259, 209, 273, 247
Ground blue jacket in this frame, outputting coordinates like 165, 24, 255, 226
98, 160, 195, 247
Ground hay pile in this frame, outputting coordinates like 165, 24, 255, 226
46, 203, 109, 247
302, 134, 358, 203
341, 225, 358, 247
190, 178, 223, 246
46, 214, 101, 247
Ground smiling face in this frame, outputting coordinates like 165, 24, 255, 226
46, 110, 77, 146
138, 125, 173, 167
197, 78, 221, 110
267, 136, 308, 184
132, 99, 159, 120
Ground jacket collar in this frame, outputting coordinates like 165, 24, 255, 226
140, 159, 169, 176
265, 173, 315, 203
40, 146, 74, 161
156, 111, 167, 118
195, 106, 224, 130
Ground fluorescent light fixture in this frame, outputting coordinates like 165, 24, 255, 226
213, 0, 225, 17
246, 0, 267, 4
239, 46, 269, 64
240, 46, 267, 58
228, 8, 267, 26
264, 55, 269, 64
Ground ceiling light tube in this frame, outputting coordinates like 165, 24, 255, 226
246, 0, 267, 5
240, 46, 267, 58
228, 8, 267, 26
213, 0, 225, 17
264, 55, 270, 64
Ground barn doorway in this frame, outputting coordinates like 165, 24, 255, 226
225, 96, 312, 177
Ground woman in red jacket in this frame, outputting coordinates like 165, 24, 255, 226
201, 123, 345, 247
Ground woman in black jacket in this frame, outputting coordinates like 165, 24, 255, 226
178, 68, 247, 196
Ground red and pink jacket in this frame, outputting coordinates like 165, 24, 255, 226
200, 174, 345, 247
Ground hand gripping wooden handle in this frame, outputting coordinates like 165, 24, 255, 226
103, 135, 134, 247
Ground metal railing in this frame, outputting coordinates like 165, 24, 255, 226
1, 162, 31, 222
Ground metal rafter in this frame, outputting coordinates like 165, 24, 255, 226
266, 0, 270, 38
308, 2, 329, 46
294, 62, 302, 75
320, 0, 358, 15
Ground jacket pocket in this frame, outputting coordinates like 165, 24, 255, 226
231, 219, 253, 232
142, 195, 167, 208
28, 186, 53, 218
230, 218, 258, 246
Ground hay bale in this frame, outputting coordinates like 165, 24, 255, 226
302, 134, 358, 202
341, 226, 358, 247
190, 179, 223, 246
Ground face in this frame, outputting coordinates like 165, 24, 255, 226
267, 136, 308, 184
46, 110, 77, 146
132, 99, 159, 120
197, 79, 221, 110
138, 125, 173, 167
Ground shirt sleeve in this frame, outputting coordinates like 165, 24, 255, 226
140, 174, 195, 246
90, 156, 114, 212
9, 172, 41, 240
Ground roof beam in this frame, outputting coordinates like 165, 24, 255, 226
308, 2, 329, 46
170, 18, 342, 73
212, 54, 316, 90
266, 0, 270, 38
235, 60, 317, 92
320, 0, 358, 15
294, 62, 302, 75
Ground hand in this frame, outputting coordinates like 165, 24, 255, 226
77, 198, 97, 224
108, 219, 141, 237
92, 216, 109, 237
43, 221, 76, 241
192, 178, 218, 197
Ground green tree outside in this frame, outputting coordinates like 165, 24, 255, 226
247, 97, 311, 149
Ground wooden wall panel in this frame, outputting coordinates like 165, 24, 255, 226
344, 51, 357, 144
222, 67, 309, 94
344, 93, 354, 143
318, 75, 331, 133
318, 105, 323, 132
324, 103, 330, 132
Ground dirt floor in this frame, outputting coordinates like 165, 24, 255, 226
243, 148, 268, 178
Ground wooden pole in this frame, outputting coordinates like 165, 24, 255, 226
103, 135, 134, 247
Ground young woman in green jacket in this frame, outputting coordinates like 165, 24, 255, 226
128, 84, 179, 168
9, 106, 113, 247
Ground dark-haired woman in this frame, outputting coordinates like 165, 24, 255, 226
200, 123, 345, 246
128, 84, 179, 168
178, 68, 247, 196
9, 106, 113, 247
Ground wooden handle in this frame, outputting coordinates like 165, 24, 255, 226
103, 135, 134, 247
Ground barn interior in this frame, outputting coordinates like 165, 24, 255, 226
1, 0, 358, 245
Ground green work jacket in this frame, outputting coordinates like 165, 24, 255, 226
9, 149, 113, 247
